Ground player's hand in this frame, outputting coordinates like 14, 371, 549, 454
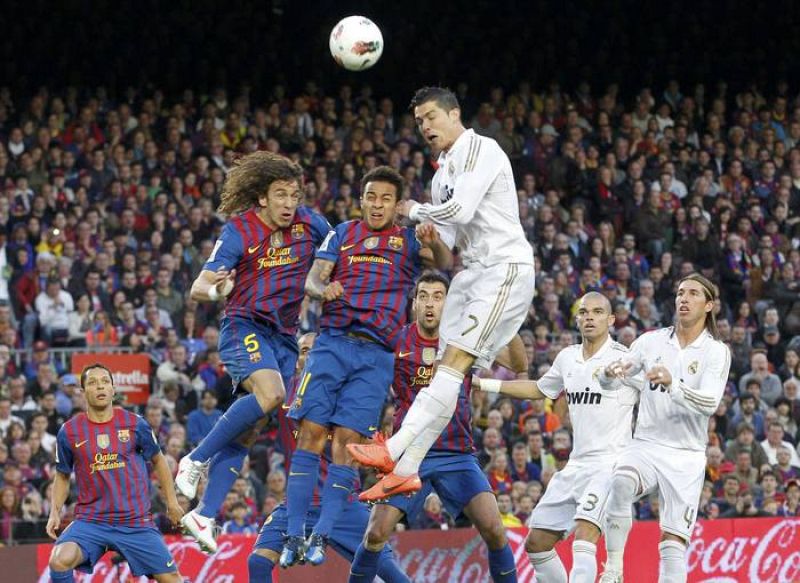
646, 365, 672, 388
46, 513, 60, 540
396, 200, 416, 219
604, 359, 634, 379
213, 268, 237, 298
166, 501, 184, 526
416, 223, 440, 246
322, 281, 344, 302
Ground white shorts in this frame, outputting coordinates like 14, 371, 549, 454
439, 262, 535, 369
528, 459, 613, 533
614, 439, 706, 541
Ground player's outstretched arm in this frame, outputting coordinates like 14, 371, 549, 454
652, 344, 731, 416
190, 268, 237, 303
304, 258, 342, 302
474, 377, 545, 400
46, 471, 71, 540
152, 452, 184, 526
416, 223, 453, 270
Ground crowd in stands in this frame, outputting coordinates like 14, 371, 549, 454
1, 73, 800, 544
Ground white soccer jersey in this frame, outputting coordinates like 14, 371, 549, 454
410, 129, 534, 267
536, 337, 638, 461
626, 327, 731, 452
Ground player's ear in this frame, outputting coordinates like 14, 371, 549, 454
449, 107, 460, 123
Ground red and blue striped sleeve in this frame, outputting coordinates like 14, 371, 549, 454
205, 221, 244, 272
134, 415, 162, 460
55, 425, 73, 475
314, 222, 344, 263
308, 210, 334, 246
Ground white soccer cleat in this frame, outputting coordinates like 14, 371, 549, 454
175, 456, 206, 500
181, 510, 218, 554
598, 567, 623, 583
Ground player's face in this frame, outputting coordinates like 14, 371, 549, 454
414, 281, 447, 334
675, 280, 713, 327
295, 333, 316, 374
257, 179, 302, 229
414, 101, 460, 152
361, 180, 398, 230
82, 368, 115, 410
575, 295, 613, 341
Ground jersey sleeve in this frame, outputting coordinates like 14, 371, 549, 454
409, 139, 502, 226
314, 223, 343, 263
55, 426, 74, 475
135, 415, 162, 460
670, 342, 731, 416
204, 222, 244, 272
309, 211, 334, 247
535, 351, 565, 399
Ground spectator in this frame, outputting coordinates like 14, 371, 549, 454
739, 351, 783, 406
778, 480, 800, 517
774, 446, 800, 484
414, 493, 455, 530
761, 421, 800, 466
486, 452, 514, 495
0, 486, 20, 543
724, 422, 769, 469
509, 441, 542, 483
720, 486, 771, 518
495, 493, 522, 528
221, 501, 258, 535
185, 389, 222, 447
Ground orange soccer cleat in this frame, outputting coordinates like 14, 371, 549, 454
346, 433, 396, 474
358, 472, 422, 502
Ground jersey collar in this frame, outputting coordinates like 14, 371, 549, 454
576, 335, 613, 364
668, 326, 710, 350
437, 128, 474, 165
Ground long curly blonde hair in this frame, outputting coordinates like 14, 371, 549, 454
217, 151, 304, 217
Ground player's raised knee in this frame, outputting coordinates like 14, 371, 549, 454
525, 530, 551, 554
476, 516, 507, 549
365, 522, 391, 550
49, 542, 82, 571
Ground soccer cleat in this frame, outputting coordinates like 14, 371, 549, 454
181, 510, 218, 554
598, 567, 623, 583
279, 535, 306, 568
304, 533, 329, 566
175, 456, 207, 500
358, 471, 422, 502
346, 433, 395, 473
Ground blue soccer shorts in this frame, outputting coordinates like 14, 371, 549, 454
287, 330, 393, 436
219, 314, 298, 390
383, 452, 492, 522
55, 520, 176, 577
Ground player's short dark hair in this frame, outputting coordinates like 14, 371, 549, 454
80, 363, 114, 389
414, 270, 450, 296
409, 86, 460, 112
360, 166, 403, 201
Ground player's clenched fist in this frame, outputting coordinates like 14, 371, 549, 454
46, 513, 60, 540
415, 223, 440, 245
322, 281, 344, 302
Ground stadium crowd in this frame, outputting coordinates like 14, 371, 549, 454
0, 75, 800, 545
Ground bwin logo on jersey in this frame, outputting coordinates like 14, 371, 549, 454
566, 387, 602, 405
442, 184, 454, 202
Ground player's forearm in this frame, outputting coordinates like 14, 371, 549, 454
190, 271, 218, 303
152, 454, 180, 506
482, 379, 543, 400
410, 198, 476, 226
669, 380, 720, 416
304, 258, 334, 300
426, 238, 453, 270
50, 472, 70, 517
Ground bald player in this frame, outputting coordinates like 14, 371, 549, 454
474, 292, 640, 582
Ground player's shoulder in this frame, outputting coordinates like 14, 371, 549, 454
554, 342, 581, 363
608, 340, 630, 354
116, 407, 141, 425
336, 219, 360, 234
637, 327, 673, 344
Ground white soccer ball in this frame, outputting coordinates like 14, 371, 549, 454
329, 16, 384, 71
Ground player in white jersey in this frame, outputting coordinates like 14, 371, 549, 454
349, 86, 536, 500
474, 292, 638, 583
599, 273, 731, 583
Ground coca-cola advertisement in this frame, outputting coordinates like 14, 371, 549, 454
34, 518, 800, 582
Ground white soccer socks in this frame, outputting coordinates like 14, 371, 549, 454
570, 540, 597, 583
528, 549, 568, 583
658, 540, 687, 583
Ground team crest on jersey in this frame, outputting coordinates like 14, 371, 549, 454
592, 366, 604, 381
249, 352, 262, 363
292, 224, 305, 239
688, 360, 699, 375
117, 429, 130, 443
270, 232, 284, 248
422, 347, 436, 365
388, 236, 403, 250
96, 434, 110, 449
364, 236, 379, 249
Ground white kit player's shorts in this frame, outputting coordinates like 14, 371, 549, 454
528, 459, 613, 533
439, 262, 535, 369
614, 439, 706, 540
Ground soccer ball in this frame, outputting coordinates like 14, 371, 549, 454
329, 16, 383, 71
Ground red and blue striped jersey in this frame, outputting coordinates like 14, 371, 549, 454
316, 220, 422, 349
205, 206, 332, 335
55, 407, 162, 527
392, 323, 475, 454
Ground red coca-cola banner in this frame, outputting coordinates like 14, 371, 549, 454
35, 518, 800, 582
